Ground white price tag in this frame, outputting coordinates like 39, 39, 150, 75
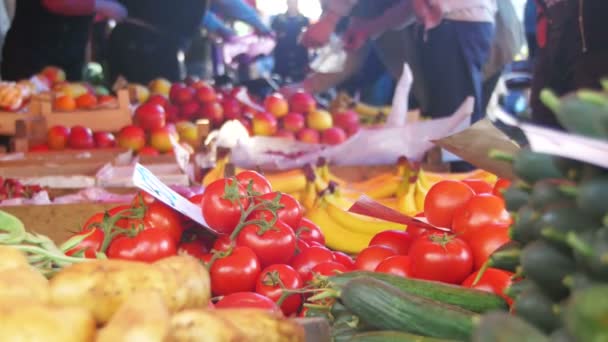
132, 163, 217, 234
171, 135, 190, 173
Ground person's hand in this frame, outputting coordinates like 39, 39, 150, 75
342, 26, 370, 51
94, 0, 128, 21
300, 14, 339, 48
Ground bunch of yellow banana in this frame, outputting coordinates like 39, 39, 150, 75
329, 91, 392, 119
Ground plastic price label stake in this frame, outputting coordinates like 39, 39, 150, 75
132, 163, 218, 234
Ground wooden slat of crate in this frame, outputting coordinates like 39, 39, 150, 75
39, 89, 132, 133
0, 97, 42, 135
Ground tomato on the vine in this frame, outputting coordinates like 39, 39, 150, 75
308, 261, 347, 283
178, 239, 209, 259
467, 227, 510, 270
369, 230, 413, 255
462, 268, 514, 306
210, 246, 261, 296
451, 194, 511, 242
142, 202, 184, 243
290, 246, 334, 280
492, 178, 512, 197
201, 178, 250, 234
408, 233, 473, 284
332, 251, 355, 271
405, 213, 429, 238
375, 255, 411, 278
65, 228, 104, 258
212, 235, 234, 252
235, 170, 272, 195
462, 179, 494, 195
295, 218, 325, 246
107, 228, 177, 263
257, 192, 303, 229
131, 190, 156, 206
215, 292, 280, 313
235, 219, 297, 267
256, 264, 303, 316
424, 180, 475, 228
355, 245, 397, 271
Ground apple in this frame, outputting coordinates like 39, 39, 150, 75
68, 125, 94, 149
274, 130, 295, 140
307, 110, 333, 131
117, 125, 146, 152
148, 78, 172, 96
221, 97, 242, 120
252, 112, 278, 136
289, 90, 316, 113
164, 103, 180, 122
150, 127, 178, 153
199, 102, 224, 127
170, 83, 195, 105
344, 122, 361, 137
321, 127, 347, 145
128, 83, 150, 104
147, 94, 168, 108
176, 121, 198, 146
195, 83, 217, 103
139, 146, 160, 156
333, 110, 360, 130
264, 93, 289, 118
47, 125, 70, 150
135, 102, 166, 130
40, 66, 66, 85
94, 131, 116, 148
179, 101, 201, 121
282, 112, 305, 132
296, 128, 320, 144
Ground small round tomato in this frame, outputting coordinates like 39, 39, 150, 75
296, 218, 325, 246
375, 255, 411, 277
409, 233, 473, 284
332, 251, 355, 271
65, 228, 104, 258
235, 170, 272, 195
178, 240, 209, 259
451, 194, 512, 242
355, 245, 397, 272
462, 179, 494, 195
215, 292, 280, 313
256, 264, 303, 316
424, 180, 475, 228
107, 228, 177, 263
210, 246, 261, 296
290, 246, 335, 280
369, 230, 413, 255
212, 235, 234, 252
492, 178, 512, 197
467, 227, 511, 270
235, 219, 297, 267
257, 192, 303, 229
462, 268, 514, 306
201, 178, 250, 234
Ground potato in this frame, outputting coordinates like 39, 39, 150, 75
96, 291, 170, 342
166, 309, 244, 342
0, 266, 49, 303
0, 302, 96, 342
0, 245, 30, 271
49, 255, 210, 323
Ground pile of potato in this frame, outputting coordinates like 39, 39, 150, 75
0, 246, 305, 342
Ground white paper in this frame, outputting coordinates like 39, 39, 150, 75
386, 63, 413, 127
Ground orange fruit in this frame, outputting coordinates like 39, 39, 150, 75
97, 95, 118, 108
53, 95, 76, 111
75, 93, 98, 109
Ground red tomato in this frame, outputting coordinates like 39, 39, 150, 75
492, 178, 512, 197
375, 255, 411, 277
65, 228, 104, 258
189, 193, 205, 205
235, 170, 272, 195
215, 292, 280, 313
143, 202, 184, 243
290, 246, 335, 280
468, 227, 511, 270
309, 261, 347, 281
256, 264, 303, 316
405, 213, 429, 238
424, 180, 475, 228
462, 179, 494, 195
210, 246, 261, 296
462, 268, 514, 306
235, 219, 297, 267
257, 192, 303, 229
213, 235, 234, 252
132, 191, 156, 206
295, 239, 310, 254
201, 178, 250, 234
408, 233, 473, 284
107, 228, 177, 263
178, 240, 209, 259
332, 251, 355, 271
295, 218, 325, 246
451, 194, 512, 242
369, 230, 413, 255
135, 102, 166, 130
355, 246, 397, 271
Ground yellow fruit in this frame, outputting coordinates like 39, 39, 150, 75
265, 170, 307, 194
322, 195, 403, 235
306, 203, 372, 254
148, 78, 172, 97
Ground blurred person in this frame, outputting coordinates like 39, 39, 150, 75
1, 0, 127, 81
271, 0, 310, 82
210, 0, 271, 36
530, 0, 608, 128
201, 11, 236, 40
524, 0, 537, 60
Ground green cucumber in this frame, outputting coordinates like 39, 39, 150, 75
521, 240, 576, 300
330, 301, 350, 320
505, 279, 535, 299
513, 149, 564, 184
552, 157, 585, 182
513, 285, 562, 333
328, 271, 507, 313
472, 311, 548, 342
576, 178, 608, 220
332, 312, 369, 342
573, 228, 608, 281
564, 285, 608, 342
341, 277, 477, 340
510, 205, 542, 244
537, 205, 598, 249
349, 331, 457, 342
549, 328, 575, 342
529, 181, 573, 210
483, 240, 522, 272
503, 186, 531, 212
548, 89, 608, 140
563, 272, 600, 291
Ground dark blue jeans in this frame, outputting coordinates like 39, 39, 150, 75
420, 20, 495, 123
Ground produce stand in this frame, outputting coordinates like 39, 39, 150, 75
0, 96, 42, 136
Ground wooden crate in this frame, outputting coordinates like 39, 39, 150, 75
0, 97, 43, 135
38, 89, 132, 133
